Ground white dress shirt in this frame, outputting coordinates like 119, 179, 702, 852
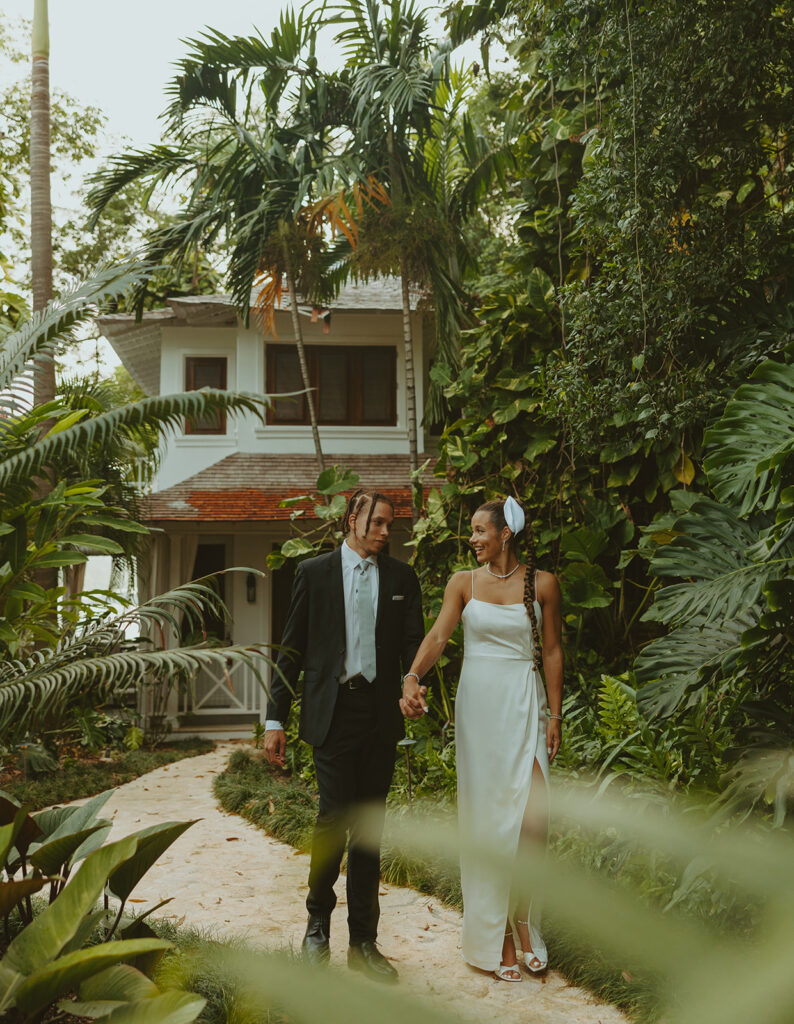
266, 539, 379, 731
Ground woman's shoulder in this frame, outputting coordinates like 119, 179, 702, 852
535, 568, 561, 601
446, 569, 475, 593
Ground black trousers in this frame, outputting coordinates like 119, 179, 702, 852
306, 684, 396, 944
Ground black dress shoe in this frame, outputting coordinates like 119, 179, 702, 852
302, 914, 330, 965
347, 940, 399, 983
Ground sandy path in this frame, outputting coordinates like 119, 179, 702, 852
95, 744, 626, 1024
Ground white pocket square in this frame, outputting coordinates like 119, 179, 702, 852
392, 594, 405, 601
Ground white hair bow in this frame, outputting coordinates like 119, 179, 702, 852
503, 496, 525, 536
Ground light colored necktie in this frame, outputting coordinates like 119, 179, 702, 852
357, 561, 377, 682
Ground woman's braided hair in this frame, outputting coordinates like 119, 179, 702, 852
342, 488, 395, 537
477, 498, 542, 670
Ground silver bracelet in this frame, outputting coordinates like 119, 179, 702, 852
404, 672, 421, 684
548, 713, 563, 721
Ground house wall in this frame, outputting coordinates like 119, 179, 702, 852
156, 309, 425, 491
147, 521, 415, 729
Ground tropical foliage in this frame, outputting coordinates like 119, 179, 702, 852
0, 787, 204, 1022
0, 264, 276, 747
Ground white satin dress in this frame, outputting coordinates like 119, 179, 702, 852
455, 571, 549, 971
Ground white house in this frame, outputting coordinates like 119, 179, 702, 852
98, 278, 436, 737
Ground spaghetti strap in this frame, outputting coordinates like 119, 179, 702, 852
534, 569, 539, 603
471, 569, 475, 601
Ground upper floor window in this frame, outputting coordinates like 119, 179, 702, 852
185, 356, 227, 435
267, 345, 397, 426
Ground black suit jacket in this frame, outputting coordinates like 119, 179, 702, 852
267, 546, 425, 747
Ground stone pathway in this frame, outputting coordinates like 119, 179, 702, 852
94, 744, 626, 1024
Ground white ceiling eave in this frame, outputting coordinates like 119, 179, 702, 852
97, 311, 179, 396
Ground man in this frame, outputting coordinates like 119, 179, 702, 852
264, 489, 425, 983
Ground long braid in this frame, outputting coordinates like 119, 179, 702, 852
523, 517, 542, 670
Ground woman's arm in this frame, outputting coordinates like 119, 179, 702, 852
400, 573, 467, 719
538, 571, 563, 760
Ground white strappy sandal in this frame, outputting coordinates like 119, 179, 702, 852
494, 926, 523, 983
516, 917, 548, 974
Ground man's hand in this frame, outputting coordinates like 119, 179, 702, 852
399, 675, 428, 720
264, 728, 287, 768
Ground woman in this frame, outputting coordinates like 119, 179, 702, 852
400, 497, 563, 982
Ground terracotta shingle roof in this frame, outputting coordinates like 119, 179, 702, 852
145, 452, 439, 522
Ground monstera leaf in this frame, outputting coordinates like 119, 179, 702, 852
704, 357, 794, 515
643, 499, 771, 627
635, 612, 756, 718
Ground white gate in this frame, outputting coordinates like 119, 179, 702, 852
179, 657, 268, 717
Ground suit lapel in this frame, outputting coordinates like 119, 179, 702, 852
327, 546, 345, 638
375, 554, 391, 630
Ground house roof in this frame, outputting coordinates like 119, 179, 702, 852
145, 452, 439, 522
97, 277, 421, 397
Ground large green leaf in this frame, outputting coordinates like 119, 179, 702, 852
635, 612, 754, 717
13, 939, 172, 1016
562, 562, 613, 609
37, 790, 113, 843
59, 908, 109, 958
107, 821, 196, 904
29, 825, 108, 876
704, 358, 794, 514
67, 990, 206, 1024
0, 794, 41, 856
560, 526, 608, 564
79, 963, 160, 1004
0, 877, 55, 918
643, 499, 769, 627
2, 835, 138, 976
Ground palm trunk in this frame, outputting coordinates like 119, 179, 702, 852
31, 0, 58, 595
400, 262, 419, 524
387, 128, 420, 523
285, 265, 325, 474
31, 0, 54, 395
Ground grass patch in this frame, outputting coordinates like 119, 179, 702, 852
2, 738, 213, 810
151, 918, 294, 1024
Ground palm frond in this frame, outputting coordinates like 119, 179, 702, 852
0, 264, 149, 392
86, 148, 195, 228
0, 390, 270, 489
0, 575, 272, 739
0, 643, 271, 739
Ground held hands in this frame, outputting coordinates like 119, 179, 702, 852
546, 718, 562, 762
264, 728, 287, 768
399, 675, 428, 720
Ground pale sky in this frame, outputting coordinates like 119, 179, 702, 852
3, 0, 338, 143
2, 1, 489, 380
2, 1, 482, 146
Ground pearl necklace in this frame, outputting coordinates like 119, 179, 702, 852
486, 561, 521, 580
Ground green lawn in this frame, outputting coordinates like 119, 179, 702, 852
1, 738, 214, 810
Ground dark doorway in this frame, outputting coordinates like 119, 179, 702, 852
188, 542, 227, 643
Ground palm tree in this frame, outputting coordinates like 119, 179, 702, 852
327, 0, 450, 503
327, 2, 514, 510
88, 12, 352, 474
